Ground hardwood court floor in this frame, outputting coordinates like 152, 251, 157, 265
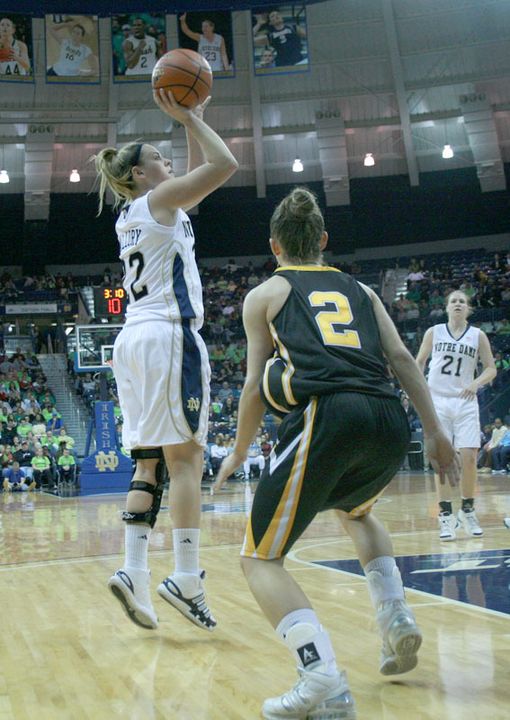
0, 472, 509, 719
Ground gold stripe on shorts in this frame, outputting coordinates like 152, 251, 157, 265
252, 398, 317, 559
348, 487, 386, 518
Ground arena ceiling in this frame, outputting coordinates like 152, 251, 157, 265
1, 0, 509, 217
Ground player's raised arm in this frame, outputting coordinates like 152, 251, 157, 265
179, 13, 201, 43
150, 89, 238, 212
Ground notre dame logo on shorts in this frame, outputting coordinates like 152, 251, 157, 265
95, 450, 120, 472
186, 397, 201, 413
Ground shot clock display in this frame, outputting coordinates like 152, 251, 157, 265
93, 287, 128, 318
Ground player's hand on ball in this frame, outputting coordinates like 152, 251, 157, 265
152, 88, 194, 124
192, 96, 211, 120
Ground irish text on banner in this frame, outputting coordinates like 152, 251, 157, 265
178, 10, 234, 79
252, 5, 309, 76
112, 12, 165, 82
0, 14, 33, 82
45, 14, 100, 84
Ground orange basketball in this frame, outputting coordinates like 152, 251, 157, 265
152, 49, 213, 109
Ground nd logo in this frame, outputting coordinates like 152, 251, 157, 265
187, 397, 200, 412
95, 450, 120, 473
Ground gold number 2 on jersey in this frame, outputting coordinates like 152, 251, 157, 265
308, 291, 361, 349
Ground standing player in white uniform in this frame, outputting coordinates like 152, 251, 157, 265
179, 13, 231, 71
123, 17, 159, 76
0, 17, 30, 77
94, 90, 237, 631
47, 19, 98, 77
416, 290, 496, 540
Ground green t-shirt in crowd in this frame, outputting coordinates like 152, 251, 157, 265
32, 455, 50, 471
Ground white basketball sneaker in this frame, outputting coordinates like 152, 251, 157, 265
438, 512, 458, 541
376, 599, 422, 675
457, 508, 483, 537
504, 517, 510, 529
157, 573, 217, 631
108, 568, 158, 629
262, 665, 356, 720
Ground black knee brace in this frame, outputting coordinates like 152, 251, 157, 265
121, 448, 167, 528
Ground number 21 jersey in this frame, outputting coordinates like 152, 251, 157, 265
427, 324, 480, 397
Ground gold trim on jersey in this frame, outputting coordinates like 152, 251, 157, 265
246, 398, 317, 559
262, 357, 290, 415
348, 487, 386, 518
275, 265, 342, 273
269, 322, 298, 408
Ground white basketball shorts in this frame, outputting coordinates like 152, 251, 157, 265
113, 319, 210, 450
430, 392, 481, 449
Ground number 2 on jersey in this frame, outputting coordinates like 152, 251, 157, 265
123, 251, 148, 302
308, 291, 361, 349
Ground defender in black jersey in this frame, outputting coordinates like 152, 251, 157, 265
213, 188, 459, 719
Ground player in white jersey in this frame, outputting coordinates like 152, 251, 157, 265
94, 90, 237, 632
417, 290, 496, 541
0, 17, 30, 77
179, 13, 231, 71
47, 20, 98, 77
123, 17, 159, 76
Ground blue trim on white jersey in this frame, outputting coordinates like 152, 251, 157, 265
181, 323, 203, 434
173, 253, 196, 320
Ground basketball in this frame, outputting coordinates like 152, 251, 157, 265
152, 49, 213, 109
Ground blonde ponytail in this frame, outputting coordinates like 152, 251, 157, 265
94, 142, 144, 215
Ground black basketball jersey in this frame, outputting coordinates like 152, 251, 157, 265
262, 265, 395, 415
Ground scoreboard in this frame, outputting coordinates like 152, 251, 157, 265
93, 287, 128, 318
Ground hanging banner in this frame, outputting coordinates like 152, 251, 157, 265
112, 12, 165, 82
252, 5, 309, 76
0, 13, 33, 82
45, 14, 100, 84
177, 10, 234, 78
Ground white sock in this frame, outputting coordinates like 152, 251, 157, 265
172, 528, 200, 576
276, 609, 337, 675
125, 523, 151, 571
364, 556, 404, 608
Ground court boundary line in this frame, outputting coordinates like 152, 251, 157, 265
287, 540, 510, 621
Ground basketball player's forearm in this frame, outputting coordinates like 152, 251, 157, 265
182, 115, 237, 170
391, 354, 442, 435
185, 128, 203, 173
474, 367, 496, 388
234, 383, 266, 455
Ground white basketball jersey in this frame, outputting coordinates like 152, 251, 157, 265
427, 324, 480, 397
52, 41, 91, 75
198, 34, 223, 70
124, 35, 157, 75
0, 40, 28, 76
116, 193, 204, 327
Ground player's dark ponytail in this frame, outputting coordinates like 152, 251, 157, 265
270, 187, 324, 263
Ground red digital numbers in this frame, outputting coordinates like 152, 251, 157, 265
107, 297, 123, 315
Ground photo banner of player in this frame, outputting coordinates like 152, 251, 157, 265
0, 13, 34, 83
252, 5, 309, 76
111, 12, 166, 82
177, 11, 234, 78
45, 14, 100, 84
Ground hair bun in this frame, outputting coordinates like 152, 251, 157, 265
288, 188, 317, 220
